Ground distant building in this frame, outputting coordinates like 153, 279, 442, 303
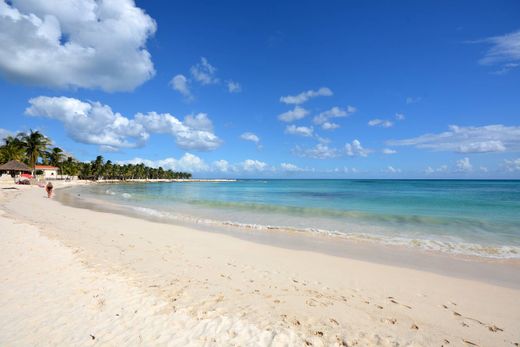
35, 165, 59, 179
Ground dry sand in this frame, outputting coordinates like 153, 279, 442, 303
0, 182, 519, 346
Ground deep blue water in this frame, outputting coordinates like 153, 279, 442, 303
74, 180, 520, 258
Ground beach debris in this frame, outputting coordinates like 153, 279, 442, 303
90, 334, 95, 340
453, 311, 462, 316
329, 318, 339, 325
314, 331, 323, 337
487, 324, 503, 332
304, 340, 313, 346
462, 339, 478, 346
411, 323, 419, 330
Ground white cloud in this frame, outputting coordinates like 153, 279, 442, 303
385, 166, 401, 173
119, 153, 209, 172
284, 124, 314, 137
280, 87, 333, 105
0, 0, 156, 91
395, 113, 405, 120
240, 132, 260, 145
190, 57, 218, 85
26, 96, 222, 151
136, 112, 222, 151
478, 30, 520, 73
368, 119, 393, 128
170, 74, 192, 99
406, 96, 422, 104
241, 159, 269, 172
26, 96, 148, 149
387, 124, 520, 153
382, 148, 397, 154
456, 157, 473, 172
227, 80, 241, 93
213, 159, 230, 172
504, 158, 520, 172
280, 162, 304, 172
321, 122, 340, 130
313, 106, 356, 128
293, 143, 338, 159
345, 139, 370, 157
278, 106, 309, 122
480, 166, 489, 173
184, 113, 213, 131
0, 128, 13, 142
424, 165, 449, 174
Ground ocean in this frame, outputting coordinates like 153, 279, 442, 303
67, 179, 520, 259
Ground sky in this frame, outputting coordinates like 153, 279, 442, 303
0, 0, 519, 178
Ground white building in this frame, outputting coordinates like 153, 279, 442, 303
35, 165, 59, 179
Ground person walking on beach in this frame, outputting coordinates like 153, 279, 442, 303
45, 182, 53, 198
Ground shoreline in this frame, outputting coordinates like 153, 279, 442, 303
57, 183, 520, 289
1, 182, 519, 345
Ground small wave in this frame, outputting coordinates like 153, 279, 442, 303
105, 189, 116, 196
122, 193, 132, 199
127, 206, 520, 259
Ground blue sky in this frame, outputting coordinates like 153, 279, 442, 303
0, 0, 519, 178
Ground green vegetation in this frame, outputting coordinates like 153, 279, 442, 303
0, 130, 192, 180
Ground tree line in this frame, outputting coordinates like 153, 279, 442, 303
0, 130, 192, 180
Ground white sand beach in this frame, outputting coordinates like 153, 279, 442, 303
1, 183, 519, 346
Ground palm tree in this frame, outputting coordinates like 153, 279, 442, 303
19, 130, 50, 173
47, 147, 65, 167
0, 136, 26, 163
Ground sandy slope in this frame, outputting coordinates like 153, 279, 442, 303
0, 184, 519, 346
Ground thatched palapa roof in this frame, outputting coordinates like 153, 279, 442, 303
0, 160, 32, 172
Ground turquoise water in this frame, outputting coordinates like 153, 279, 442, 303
74, 180, 520, 259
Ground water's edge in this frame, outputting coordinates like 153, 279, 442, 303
55, 185, 520, 290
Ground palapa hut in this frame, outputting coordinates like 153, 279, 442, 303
0, 160, 32, 177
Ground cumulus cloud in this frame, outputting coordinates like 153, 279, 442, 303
278, 106, 309, 122
504, 158, 520, 172
313, 106, 356, 129
119, 153, 209, 172
280, 87, 332, 105
190, 57, 218, 85
321, 122, 340, 130
280, 162, 304, 172
240, 132, 260, 145
120, 155, 278, 175
385, 166, 401, 173
213, 159, 230, 172
382, 148, 397, 154
0, 0, 156, 91
227, 80, 241, 93
478, 29, 520, 74
26, 96, 222, 151
135, 112, 222, 151
240, 159, 269, 172
345, 140, 370, 157
184, 113, 214, 131
368, 119, 393, 128
170, 74, 192, 99
293, 143, 338, 159
285, 124, 314, 137
424, 165, 449, 174
456, 157, 473, 172
387, 124, 520, 153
